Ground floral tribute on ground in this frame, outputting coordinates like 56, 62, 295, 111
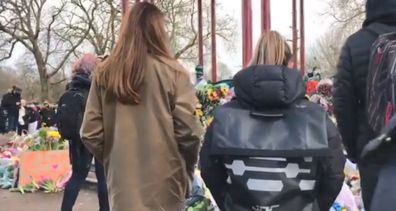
0, 128, 70, 194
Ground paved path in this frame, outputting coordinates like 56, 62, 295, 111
0, 184, 99, 211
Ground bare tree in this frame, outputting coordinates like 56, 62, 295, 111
325, 0, 365, 31
15, 61, 41, 101
0, 67, 19, 96
66, 0, 121, 56
308, 0, 365, 76
0, 0, 94, 100
157, 0, 237, 63
309, 30, 349, 77
67, 0, 237, 65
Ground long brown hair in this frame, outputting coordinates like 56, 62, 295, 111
250, 31, 292, 66
96, 2, 174, 104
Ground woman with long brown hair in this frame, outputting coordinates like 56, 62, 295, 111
81, 2, 202, 210
200, 31, 345, 211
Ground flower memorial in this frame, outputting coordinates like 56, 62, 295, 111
0, 128, 70, 194
309, 79, 335, 117
195, 80, 234, 129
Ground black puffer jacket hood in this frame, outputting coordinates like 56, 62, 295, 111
233, 65, 305, 109
364, 0, 396, 26
69, 73, 91, 90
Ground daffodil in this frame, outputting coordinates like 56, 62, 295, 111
47, 131, 61, 139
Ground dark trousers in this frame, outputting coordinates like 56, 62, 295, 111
17, 124, 28, 135
370, 152, 396, 211
8, 115, 17, 132
359, 163, 383, 211
61, 138, 109, 211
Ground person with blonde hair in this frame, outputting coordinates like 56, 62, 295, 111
200, 31, 345, 211
59, 53, 109, 211
81, 2, 202, 211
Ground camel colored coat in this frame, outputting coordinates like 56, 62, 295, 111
81, 58, 202, 211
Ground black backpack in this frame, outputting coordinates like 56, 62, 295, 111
367, 32, 396, 134
57, 88, 87, 140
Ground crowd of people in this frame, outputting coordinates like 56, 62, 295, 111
2, 0, 396, 211
0, 88, 56, 135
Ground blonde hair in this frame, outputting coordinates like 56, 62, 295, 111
251, 31, 292, 66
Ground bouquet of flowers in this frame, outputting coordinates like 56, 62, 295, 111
27, 128, 65, 151
195, 80, 234, 129
307, 79, 335, 116
0, 128, 69, 193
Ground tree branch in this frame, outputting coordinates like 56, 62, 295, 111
0, 40, 17, 62
44, 3, 66, 63
46, 3, 96, 78
175, 34, 197, 59
50, 77, 67, 85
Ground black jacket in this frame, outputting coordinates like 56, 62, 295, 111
1, 92, 21, 116
60, 73, 92, 168
68, 73, 91, 92
200, 65, 345, 211
334, 0, 396, 162
56, 72, 91, 126
40, 106, 56, 127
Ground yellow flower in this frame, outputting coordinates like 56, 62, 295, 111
47, 131, 61, 139
208, 90, 219, 101
220, 87, 228, 96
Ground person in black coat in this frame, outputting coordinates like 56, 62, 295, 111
39, 101, 56, 127
200, 31, 345, 211
60, 53, 109, 211
1, 87, 22, 132
333, 0, 396, 209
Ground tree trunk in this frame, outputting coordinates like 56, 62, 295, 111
40, 76, 49, 101
36, 62, 49, 101
32, 43, 49, 101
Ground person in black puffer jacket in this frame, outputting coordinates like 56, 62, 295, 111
200, 31, 345, 211
60, 54, 109, 211
333, 0, 396, 209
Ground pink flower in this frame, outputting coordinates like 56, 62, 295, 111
51, 164, 59, 169
40, 175, 50, 182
